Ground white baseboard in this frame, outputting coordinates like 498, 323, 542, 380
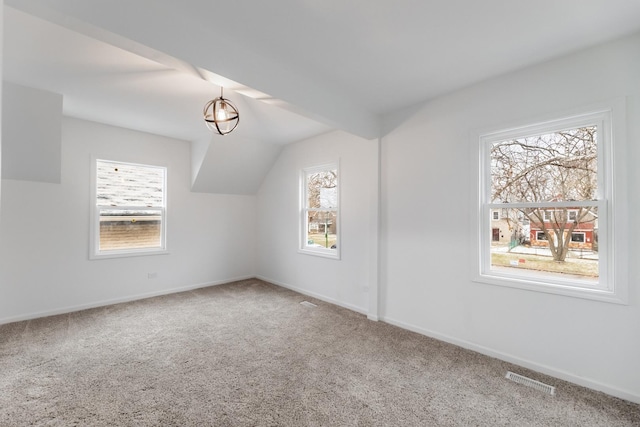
0, 275, 254, 325
256, 275, 368, 316
381, 315, 640, 405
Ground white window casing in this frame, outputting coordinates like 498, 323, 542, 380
90, 159, 168, 259
472, 100, 628, 304
571, 232, 586, 243
299, 162, 340, 260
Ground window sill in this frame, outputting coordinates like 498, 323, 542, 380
298, 247, 340, 260
473, 271, 626, 305
90, 248, 170, 260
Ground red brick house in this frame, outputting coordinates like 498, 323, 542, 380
529, 209, 597, 250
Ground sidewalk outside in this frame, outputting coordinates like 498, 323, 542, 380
492, 244, 599, 260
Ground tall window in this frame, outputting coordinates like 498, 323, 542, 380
476, 108, 625, 302
300, 163, 339, 259
91, 159, 167, 258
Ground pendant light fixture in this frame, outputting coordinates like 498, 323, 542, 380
203, 87, 240, 135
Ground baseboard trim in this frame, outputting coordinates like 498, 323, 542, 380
256, 275, 368, 316
0, 275, 254, 325
381, 315, 640, 405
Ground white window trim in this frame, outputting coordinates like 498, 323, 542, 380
90, 158, 169, 260
299, 162, 341, 260
571, 232, 586, 243
492, 210, 500, 220
471, 100, 628, 304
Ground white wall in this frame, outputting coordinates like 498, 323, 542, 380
0, 117, 256, 323
256, 130, 378, 314
380, 32, 640, 402
2, 82, 62, 183
0, 0, 4, 210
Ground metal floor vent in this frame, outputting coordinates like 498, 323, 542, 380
506, 371, 556, 395
300, 301, 317, 308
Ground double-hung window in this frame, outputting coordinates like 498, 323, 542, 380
91, 159, 167, 258
476, 106, 626, 303
300, 163, 340, 259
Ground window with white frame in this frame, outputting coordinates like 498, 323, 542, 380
300, 163, 339, 259
476, 107, 626, 303
492, 210, 500, 220
571, 232, 586, 243
536, 231, 548, 241
91, 159, 167, 258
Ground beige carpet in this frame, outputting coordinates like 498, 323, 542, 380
1, 279, 638, 426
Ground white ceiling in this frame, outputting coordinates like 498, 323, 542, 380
3, 7, 331, 145
4, 0, 640, 193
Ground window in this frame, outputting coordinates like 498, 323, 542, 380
571, 232, 586, 243
300, 163, 339, 259
492, 210, 500, 220
476, 106, 627, 303
91, 159, 167, 258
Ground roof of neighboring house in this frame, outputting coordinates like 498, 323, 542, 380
96, 160, 164, 209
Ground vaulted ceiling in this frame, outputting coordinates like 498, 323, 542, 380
4, 0, 640, 194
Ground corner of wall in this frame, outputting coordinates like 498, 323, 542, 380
189, 137, 211, 190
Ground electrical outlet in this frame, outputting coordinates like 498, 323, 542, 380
148, 272, 158, 279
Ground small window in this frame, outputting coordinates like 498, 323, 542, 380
300, 163, 339, 259
536, 231, 548, 241
571, 232, 586, 243
543, 210, 552, 221
91, 159, 167, 258
492, 211, 500, 220
569, 210, 578, 221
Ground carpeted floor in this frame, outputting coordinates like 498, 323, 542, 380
1, 279, 638, 426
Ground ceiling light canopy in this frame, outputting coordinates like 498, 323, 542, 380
203, 87, 239, 135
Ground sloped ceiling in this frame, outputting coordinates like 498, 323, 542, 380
3, 6, 331, 194
4, 0, 640, 194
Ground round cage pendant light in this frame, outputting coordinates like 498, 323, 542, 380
203, 87, 240, 135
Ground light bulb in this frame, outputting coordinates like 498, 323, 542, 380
216, 102, 228, 121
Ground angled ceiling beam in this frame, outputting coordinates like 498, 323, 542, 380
7, 0, 380, 140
